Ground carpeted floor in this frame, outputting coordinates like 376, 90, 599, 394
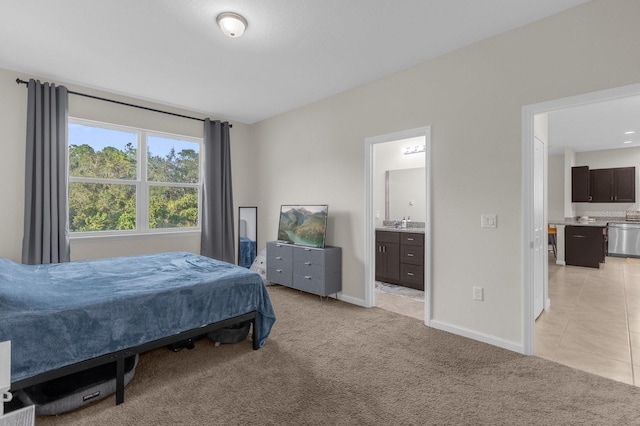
35, 285, 640, 425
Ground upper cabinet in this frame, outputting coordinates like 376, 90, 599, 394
571, 166, 590, 202
572, 166, 636, 203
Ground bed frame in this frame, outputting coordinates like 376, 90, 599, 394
9, 311, 260, 406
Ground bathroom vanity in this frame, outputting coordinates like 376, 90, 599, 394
375, 228, 424, 290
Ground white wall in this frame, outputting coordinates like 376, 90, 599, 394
573, 146, 640, 217
252, 0, 640, 350
0, 66, 256, 262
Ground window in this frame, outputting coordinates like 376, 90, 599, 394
68, 118, 201, 235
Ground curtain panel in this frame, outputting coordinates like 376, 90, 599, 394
201, 119, 235, 263
22, 79, 70, 264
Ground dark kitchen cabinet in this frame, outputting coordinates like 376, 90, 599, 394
572, 166, 635, 203
589, 169, 612, 202
565, 225, 607, 268
571, 166, 590, 202
614, 167, 636, 202
375, 230, 424, 290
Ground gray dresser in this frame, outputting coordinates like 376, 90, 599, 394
266, 241, 342, 297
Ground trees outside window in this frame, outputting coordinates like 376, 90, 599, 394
68, 119, 201, 235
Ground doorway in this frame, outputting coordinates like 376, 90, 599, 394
364, 127, 431, 324
523, 83, 640, 357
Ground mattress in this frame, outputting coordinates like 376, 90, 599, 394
0, 252, 276, 383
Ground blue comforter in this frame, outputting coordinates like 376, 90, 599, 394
0, 252, 276, 382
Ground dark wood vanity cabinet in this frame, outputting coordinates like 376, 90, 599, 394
565, 225, 607, 268
375, 231, 399, 283
572, 166, 635, 203
375, 230, 424, 290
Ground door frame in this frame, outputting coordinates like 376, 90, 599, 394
364, 126, 432, 325
522, 83, 640, 355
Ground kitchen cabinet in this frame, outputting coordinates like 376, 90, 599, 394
375, 230, 424, 290
572, 166, 635, 203
565, 225, 607, 268
571, 166, 590, 202
613, 167, 636, 202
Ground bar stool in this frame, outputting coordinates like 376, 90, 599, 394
548, 225, 557, 258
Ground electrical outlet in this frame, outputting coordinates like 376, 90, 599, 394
473, 286, 484, 301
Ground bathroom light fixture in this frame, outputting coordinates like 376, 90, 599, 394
403, 145, 426, 155
625, 131, 636, 135
624, 140, 633, 144
217, 12, 247, 37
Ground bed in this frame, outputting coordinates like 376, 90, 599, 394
0, 251, 276, 405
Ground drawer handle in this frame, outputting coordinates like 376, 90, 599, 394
304, 262, 311, 265
276, 256, 283, 260
407, 253, 414, 257
304, 248, 311, 251
276, 269, 282, 273
573, 235, 587, 238
407, 238, 414, 241
407, 272, 415, 276
304, 276, 312, 280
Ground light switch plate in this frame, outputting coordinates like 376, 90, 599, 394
481, 214, 497, 228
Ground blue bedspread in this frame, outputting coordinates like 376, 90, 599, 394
0, 252, 276, 382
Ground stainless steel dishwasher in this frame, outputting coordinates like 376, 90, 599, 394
608, 222, 640, 258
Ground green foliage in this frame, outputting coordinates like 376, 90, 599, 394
69, 143, 199, 232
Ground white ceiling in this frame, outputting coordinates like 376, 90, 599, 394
548, 95, 640, 155
0, 0, 591, 124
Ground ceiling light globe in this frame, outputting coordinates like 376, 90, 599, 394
217, 12, 247, 38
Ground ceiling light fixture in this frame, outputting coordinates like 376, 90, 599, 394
624, 140, 633, 144
217, 12, 247, 38
403, 145, 426, 155
625, 131, 636, 135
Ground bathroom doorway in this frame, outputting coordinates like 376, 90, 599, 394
364, 127, 431, 324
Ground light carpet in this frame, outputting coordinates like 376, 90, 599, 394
36, 285, 640, 425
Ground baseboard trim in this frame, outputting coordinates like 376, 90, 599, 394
429, 319, 524, 354
336, 293, 369, 307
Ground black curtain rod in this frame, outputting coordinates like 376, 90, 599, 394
15, 78, 231, 127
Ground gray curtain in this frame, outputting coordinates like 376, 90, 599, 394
201, 119, 235, 263
22, 79, 70, 264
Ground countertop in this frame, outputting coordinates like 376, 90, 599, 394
549, 217, 627, 227
376, 226, 425, 234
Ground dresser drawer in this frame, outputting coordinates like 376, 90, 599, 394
267, 265, 293, 286
267, 242, 293, 260
293, 274, 325, 295
400, 245, 423, 265
293, 261, 325, 280
401, 233, 423, 246
400, 264, 424, 290
293, 246, 325, 264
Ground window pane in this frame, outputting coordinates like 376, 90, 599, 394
69, 123, 137, 179
149, 186, 198, 229
69, 182, 136, 232
147, 135, 199, 184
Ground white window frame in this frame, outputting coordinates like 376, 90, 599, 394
68, 117, 203, 238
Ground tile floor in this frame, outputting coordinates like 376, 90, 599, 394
374, 281, 424, 321
535, 254, 640, 386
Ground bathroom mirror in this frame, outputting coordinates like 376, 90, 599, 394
386, 167, 426, 222
238, 206, 257, 268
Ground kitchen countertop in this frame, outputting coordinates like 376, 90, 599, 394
376, 226, 425, 234
549, 217, 626, 227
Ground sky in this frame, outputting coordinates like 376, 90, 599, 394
68, 123, 199, 158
